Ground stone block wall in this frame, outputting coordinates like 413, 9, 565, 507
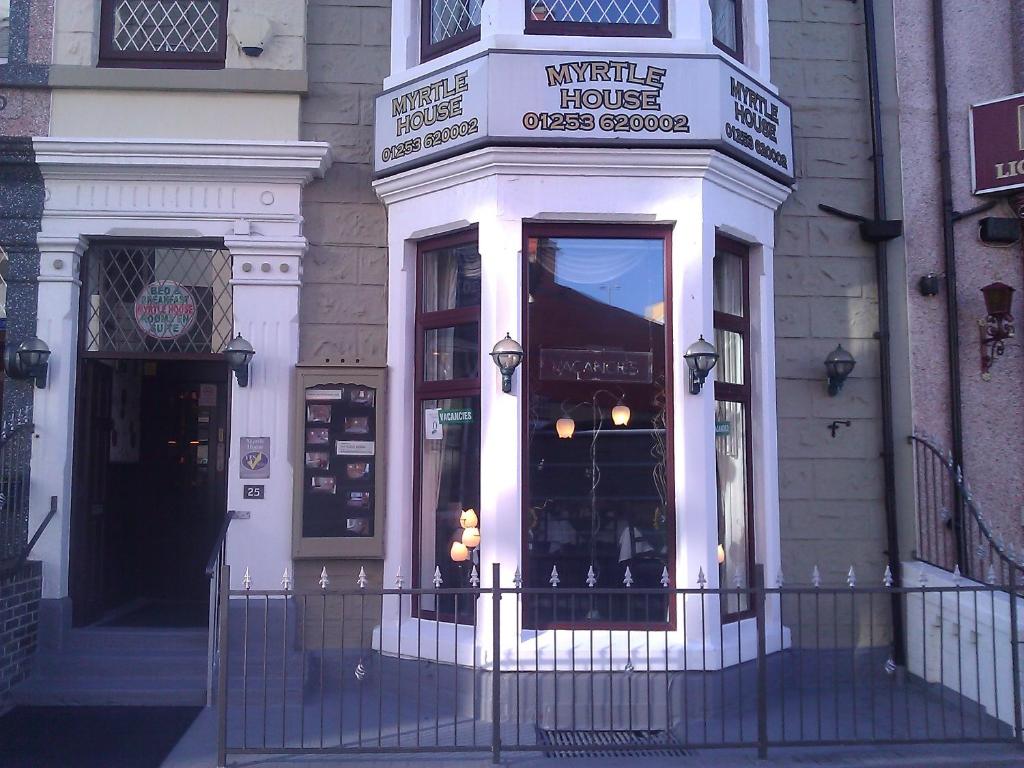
298, 0, 392, 590
769, 1, 889, 590
0, 561, 42, 712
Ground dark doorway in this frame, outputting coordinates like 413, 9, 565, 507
70, 359, 229, 627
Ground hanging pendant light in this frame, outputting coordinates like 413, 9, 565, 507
611, 400, 631, 427
450, 541, 469, 562
555, 417, 576, 439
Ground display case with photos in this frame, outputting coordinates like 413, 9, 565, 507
293, 366, 387, 558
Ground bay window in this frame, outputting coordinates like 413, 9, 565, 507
524, 225, 673, 628
413, 232, 481, 623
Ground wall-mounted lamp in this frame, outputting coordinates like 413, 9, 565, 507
490, 333, 524, 394
980, 281, 1016, 379
4, 337, 51, 389
824, 344, 856, 396
222, 334, 255, 387
683, 335, 719, 395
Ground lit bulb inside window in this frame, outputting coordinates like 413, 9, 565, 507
556, 417, 575, 439
462, 527, 480, 549
611, 403, 631, 427
460, 508, 478, 529
717, 544, 726, 564
450, 541, 469, 562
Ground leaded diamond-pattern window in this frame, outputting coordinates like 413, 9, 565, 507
526, 0, 668, 35
83, 244, 232, 356
422, 0, 481, 61
99, 0, 227, 68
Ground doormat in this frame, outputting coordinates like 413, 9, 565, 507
536, 728, 691, 758
0, 706, 201, 768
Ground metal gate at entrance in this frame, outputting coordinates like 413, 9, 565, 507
213, 561, 1024, 764
69, 242, 234, 628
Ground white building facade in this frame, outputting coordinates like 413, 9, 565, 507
372, 0, 793, 668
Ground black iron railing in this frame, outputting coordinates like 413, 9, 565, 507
214, 561, 1024, 763
910, 433, 1024, 586
0, 416, 34, 565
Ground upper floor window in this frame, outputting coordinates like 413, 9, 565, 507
422, 0, 481, 62
526, 0, 669, 37
710, 0, 743, 60
99, 0, 228, 69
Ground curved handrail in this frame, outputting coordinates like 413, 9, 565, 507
910, 432, 1024, 585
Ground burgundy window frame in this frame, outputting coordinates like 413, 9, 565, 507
521, 222, 677, 631
98, 0, 228, 70
524, 0, 670, 38
711, 0, 744, 61
411, 227, 481, 624
420, 0, 482, 63
713, 233, 755, 622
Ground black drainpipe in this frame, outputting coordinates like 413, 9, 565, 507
862, 0, 905, 665
929, 0, 967, 571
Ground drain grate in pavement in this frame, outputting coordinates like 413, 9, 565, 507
537, 728, 691, 758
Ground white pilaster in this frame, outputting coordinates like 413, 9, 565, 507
29, 234, 87, 599
222, 237, 306, 590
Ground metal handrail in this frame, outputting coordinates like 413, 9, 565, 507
910, 432, 1024, 585
0, 495, 57, 577
206, 509, 234, 707
205, 509, 233, 578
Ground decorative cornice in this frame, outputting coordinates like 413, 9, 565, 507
373, 146, 790, 209
32, 139, 332, 185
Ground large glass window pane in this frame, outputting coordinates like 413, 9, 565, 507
418, 396, 481, 622
526, 235, 671, 627
423, 324, 480, 381
716, 399, 750, 614
420, 241, 481, 313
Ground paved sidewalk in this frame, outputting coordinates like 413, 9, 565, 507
162, 708, 1024, 768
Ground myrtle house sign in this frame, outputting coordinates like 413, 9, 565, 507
375, 50, 794, 184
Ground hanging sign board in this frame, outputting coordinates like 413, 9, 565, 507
134, 281, 197, 340
375, 50, 794, 184
971, 92, 1024, 195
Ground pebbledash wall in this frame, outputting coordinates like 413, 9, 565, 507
895, 0, 1024, 556
0, 0, 53, 710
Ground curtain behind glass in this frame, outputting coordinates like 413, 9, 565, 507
710, 0, 738, 51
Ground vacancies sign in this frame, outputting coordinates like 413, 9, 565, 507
971, 93, 1024, 195
375, 51, 794, 184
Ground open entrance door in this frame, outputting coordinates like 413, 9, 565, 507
70, 359, 230, 627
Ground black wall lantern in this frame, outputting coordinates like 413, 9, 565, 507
222, 334, 255, 387
980, 281, 1015, 379
825, 344, 856, 396
4, 336, 51, 389
490, 332, 524, 394
683, 335, 719, 395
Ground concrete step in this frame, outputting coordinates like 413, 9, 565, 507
63, 628, 208, 653
31, 650, 207, 680
12, 676, 207, 706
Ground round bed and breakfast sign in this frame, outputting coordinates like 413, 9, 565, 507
134, 281, 198, 340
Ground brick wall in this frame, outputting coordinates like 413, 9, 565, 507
768, 1, 889, 588
0, 560, 42, 711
